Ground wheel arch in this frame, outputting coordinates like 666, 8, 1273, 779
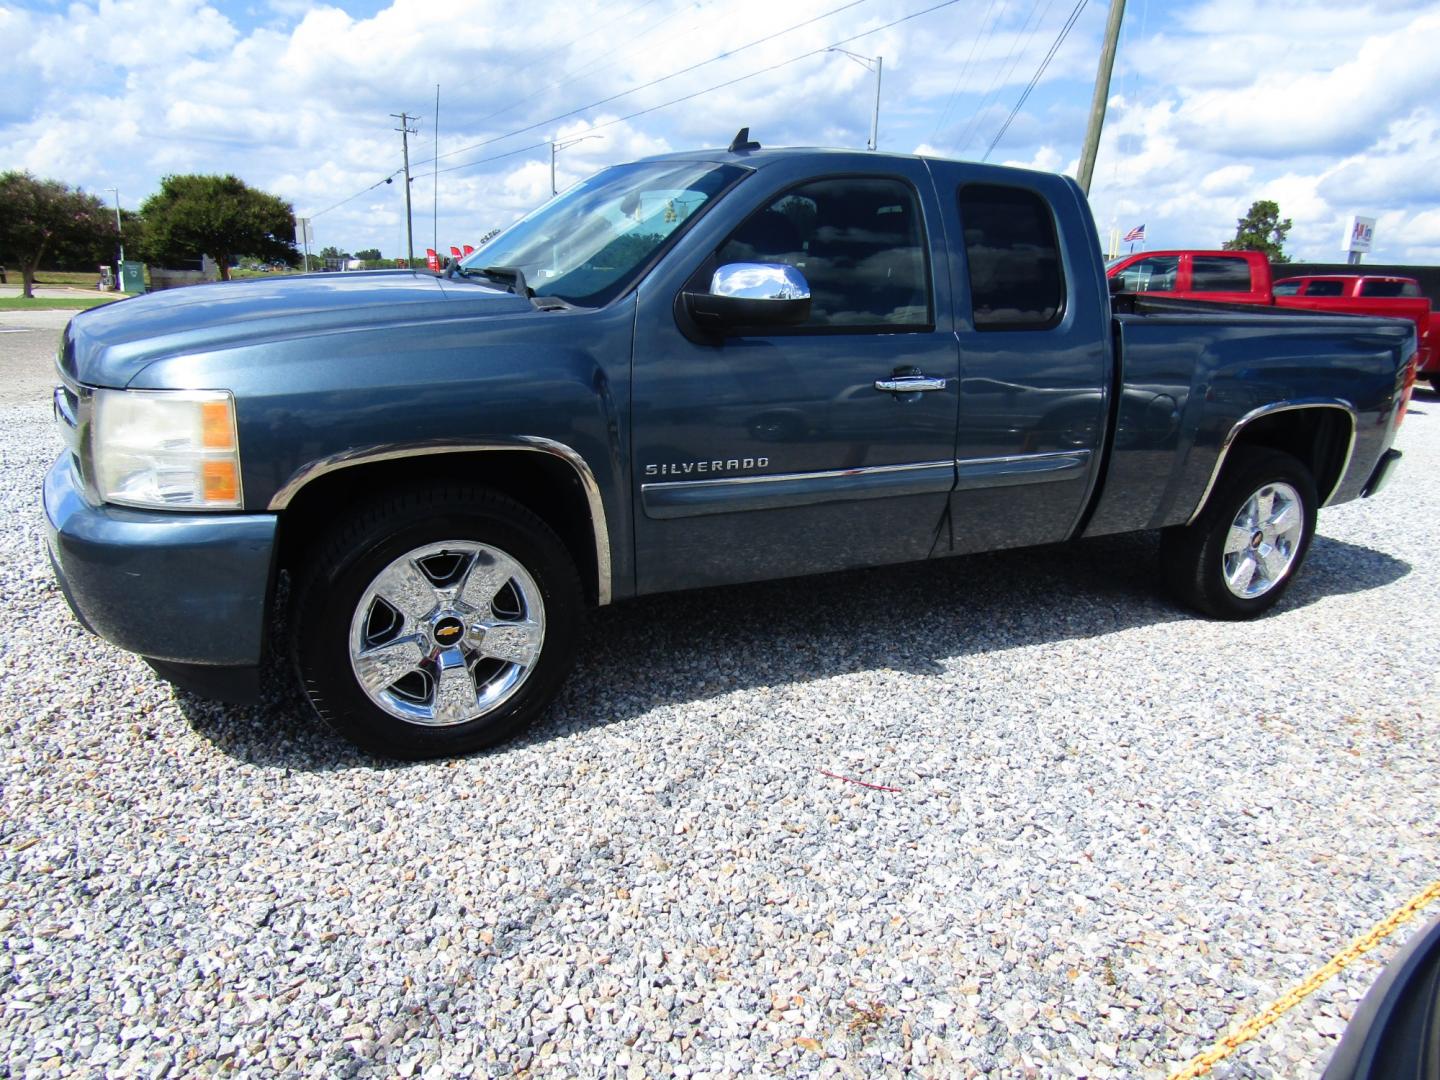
1187, 400, 1356, 526
270, 439, 611, 606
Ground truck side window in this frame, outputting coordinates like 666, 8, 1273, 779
1116, 256, 1179, 293
1191, 256, 1252, 292
716, 178, 931, 329
956, 184, 1064, 330
1304, 280, 1345, 297
1360, 279, 1420, 298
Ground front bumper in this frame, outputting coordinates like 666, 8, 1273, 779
43, 453, 278, 669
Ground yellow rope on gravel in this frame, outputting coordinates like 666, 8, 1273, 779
1167, 879, 1440, 1080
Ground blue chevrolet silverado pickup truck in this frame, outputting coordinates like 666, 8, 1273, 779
45, 139, 1416, 758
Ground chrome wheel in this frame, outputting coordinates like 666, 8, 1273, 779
1221, 481, 1304, 599
347, 541, 545, 727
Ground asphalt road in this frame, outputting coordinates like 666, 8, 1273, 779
0, 310, 69, 407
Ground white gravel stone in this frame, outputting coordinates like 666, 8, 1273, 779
0, 342, 1437, 1078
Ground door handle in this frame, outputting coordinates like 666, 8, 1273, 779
874, 374, 947, 393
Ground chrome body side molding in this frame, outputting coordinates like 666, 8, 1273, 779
641, 449, 1092, 520
641, 460, 955, 520
268, 437, 613, 606
1185, 399, 1357, 526
954, 449, 1092, 491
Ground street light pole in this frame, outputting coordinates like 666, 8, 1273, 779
105, 186, 124, 268
549, 135, 602, 196
827, 48, 883, 150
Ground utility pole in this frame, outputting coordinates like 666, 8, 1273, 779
392, 111, 418, 265
1077, 0, 1126, 195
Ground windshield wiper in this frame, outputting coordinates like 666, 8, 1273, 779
442, 263, 525, 293
445, 262, 570, 309
479, 265, 531, 298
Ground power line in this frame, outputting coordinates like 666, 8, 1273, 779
982, 0, 1089, 161
407, 0, 877, 170
446, 0, 696, 136
306, 168, 404, 219
410, 140, 554, 180
426, 0, 967, 179
953, 0, 1051, 153
305, 0, 965, 217
413, 0, 666, 119
928, 0, 1003, 143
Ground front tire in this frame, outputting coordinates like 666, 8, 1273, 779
291, 486, 582, 759
1160, 448, 1318, 619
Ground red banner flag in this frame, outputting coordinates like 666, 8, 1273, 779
425, 248, 439, 271
462, 245, 475, 256
449, 246, 462, 258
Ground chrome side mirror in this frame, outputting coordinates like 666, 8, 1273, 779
682, 262, 812, 337
710, 262, 810, 301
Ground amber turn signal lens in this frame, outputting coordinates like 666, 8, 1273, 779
202, 460, 240, 504
201, 400, 235, 449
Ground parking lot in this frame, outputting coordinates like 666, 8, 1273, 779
0, 312, 1436, 1078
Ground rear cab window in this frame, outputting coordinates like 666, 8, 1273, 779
1190, 256, 1253, 293
956, 183, 1065, 330
1302, 279, 1345, 297
1360, 279, 1421, 298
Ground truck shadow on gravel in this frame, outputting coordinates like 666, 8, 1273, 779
176, 531, 1409, 770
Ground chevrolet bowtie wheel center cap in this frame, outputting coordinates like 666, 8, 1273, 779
431, 615, 465, 647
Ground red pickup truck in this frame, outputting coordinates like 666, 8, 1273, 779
1106, 250, 1437, 386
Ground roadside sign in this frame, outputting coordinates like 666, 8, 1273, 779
120, 260, 145, 294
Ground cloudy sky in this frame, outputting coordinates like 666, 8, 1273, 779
3, 0, 1438, 264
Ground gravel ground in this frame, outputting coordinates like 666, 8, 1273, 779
1, 319, 1437, 1078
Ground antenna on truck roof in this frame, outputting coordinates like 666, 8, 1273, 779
728, 127, 761, 153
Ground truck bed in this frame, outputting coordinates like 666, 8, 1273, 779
1083, 296, 1414, 538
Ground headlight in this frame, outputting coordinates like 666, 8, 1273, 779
92, 389, 244, 510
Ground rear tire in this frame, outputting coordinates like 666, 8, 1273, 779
291, 485, 582, 759
1160, 448, 1318, 619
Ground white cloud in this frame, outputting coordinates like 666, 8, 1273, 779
0, 0, 1435, 264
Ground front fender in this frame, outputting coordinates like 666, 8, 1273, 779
128, 300, 636, 599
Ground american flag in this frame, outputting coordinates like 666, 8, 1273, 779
1123, 224, 1146, 243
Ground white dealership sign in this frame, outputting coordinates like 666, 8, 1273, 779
1342, 215, 1375, 255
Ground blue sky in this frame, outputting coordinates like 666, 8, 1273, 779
3, 0, 1438, 264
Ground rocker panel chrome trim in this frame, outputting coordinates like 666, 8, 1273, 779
1186, 399, 1357, 526
268, 437, 613, 605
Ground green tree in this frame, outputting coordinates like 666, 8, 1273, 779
0, 171, 115, 298
1222, 199, 1292, 263
320, 245, 341, 259
354, 248, 381, 261
140, 174, 297, 280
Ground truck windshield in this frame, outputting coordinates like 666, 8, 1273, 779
460, 160, 746, 307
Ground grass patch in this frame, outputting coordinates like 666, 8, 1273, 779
0, 295, 127, 311
231, 267, 303, 279
2, 271, 105, 287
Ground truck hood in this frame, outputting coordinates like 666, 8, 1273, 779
60, 270, 534, 388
